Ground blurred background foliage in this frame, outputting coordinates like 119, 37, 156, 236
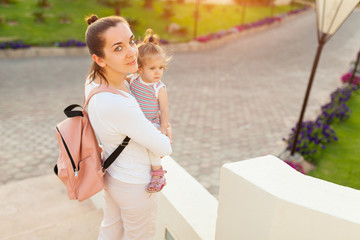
0, 0, 303, 46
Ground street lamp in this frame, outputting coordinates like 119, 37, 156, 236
193, 0, 201, 39
270, 0, 275, 17
350, 50, 360, 84
241, 0, 248, 24
290, 0, 360, 156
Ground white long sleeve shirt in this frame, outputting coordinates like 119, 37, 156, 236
85, 80, 172, 184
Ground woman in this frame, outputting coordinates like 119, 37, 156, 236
84, 15, 172, 240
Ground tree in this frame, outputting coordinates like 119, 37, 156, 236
37, 0, 51, 8
233, 0, 248, 24
98, 0, 132, 16
268, 0, 275, 17
162, 0, 175, 20
143, 0, 155, 9
0, 15, 6, 28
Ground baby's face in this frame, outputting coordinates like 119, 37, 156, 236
139, 54, 165, 84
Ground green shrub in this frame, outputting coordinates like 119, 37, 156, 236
58, 12, 72, 24
36, 0, 51, 8
143, 0, 154, 9
204, 4, 215, 12
126, 18, 139, 31
97, 0, 132, 16
0, 15, 6, 27
32, 9, 46, 23
1, 0, 17, 4
162, 4, 174, 19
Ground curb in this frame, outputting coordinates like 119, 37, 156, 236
0, 7, 312, 59
0, 46, 89, 59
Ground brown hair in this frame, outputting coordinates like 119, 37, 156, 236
85, 14, 129, 85
137, 29, 171, 70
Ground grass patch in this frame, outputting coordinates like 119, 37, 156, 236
0, 0, 302, 45
309, 89, 360, 190
0, 0, 114, 45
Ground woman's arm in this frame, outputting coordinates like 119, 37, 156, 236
96, 93, 172, 156
158, 87, 169, 135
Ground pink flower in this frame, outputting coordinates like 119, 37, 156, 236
284, 161, 305, 174
341, 72, 360, 84
195, 35, 212, 43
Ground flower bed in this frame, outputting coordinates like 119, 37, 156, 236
0, 6, 309, 50
283, 56, 360, 172
283, 85, 357, 160
341, 53, 360, 84
0, 40, 30, 49
341, 72, 360, 85
195, 7, 309, 43
284, 160, 305, 174
55, 39, 86, 47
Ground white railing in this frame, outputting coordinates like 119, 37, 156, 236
92, 155, 360, 240
217, 155, 360, 240
155, 156, 218, 240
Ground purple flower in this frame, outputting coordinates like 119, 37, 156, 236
159, 39, 169, 45
57, 39, 86, 48
0, 40, 31, 50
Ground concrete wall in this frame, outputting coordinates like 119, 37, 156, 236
92, 155, 360, 240
91, 156, 218, 240
155, 156, 218, 240
216, 155, 360, 240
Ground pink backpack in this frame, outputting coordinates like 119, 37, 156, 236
54, 85, 130, 201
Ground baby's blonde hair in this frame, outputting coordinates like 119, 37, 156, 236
137, 29, 171, 69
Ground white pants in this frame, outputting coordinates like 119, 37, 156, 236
98, 174, 160, 240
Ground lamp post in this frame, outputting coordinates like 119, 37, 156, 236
241, 0, 248, 24
350, 50, 360, 84
290, 0, 360, 156
270, 0, 275, 17
290, 0, 295, 11
193, 0, 200, 39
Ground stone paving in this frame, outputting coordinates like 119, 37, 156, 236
1, 10, 359, 197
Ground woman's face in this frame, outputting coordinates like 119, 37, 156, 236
101, 22, 138, 76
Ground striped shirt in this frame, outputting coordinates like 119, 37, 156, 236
129, 75, 165, 126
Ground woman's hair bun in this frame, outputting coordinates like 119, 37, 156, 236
87, 15, 99, 26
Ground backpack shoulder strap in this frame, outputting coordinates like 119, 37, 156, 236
84, 84, 131, 170
84, 85, 128, 109
103, 136, 131, 171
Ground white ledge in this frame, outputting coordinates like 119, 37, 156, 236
224, 155, 360, 224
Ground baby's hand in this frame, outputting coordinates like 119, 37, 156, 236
160, 127, 167, 135
166, 123, 173, 144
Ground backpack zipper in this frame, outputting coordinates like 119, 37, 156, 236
56, 127, 78, 177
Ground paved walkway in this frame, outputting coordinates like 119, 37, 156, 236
1, 10, 359, 197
